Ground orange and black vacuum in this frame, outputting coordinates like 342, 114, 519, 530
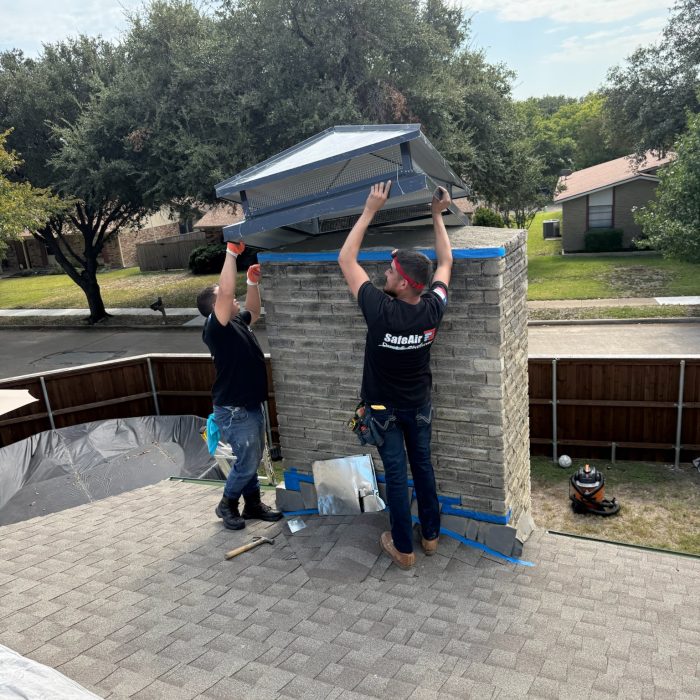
569, 463, 620, 516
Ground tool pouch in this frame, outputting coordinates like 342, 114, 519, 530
347, 402, 384, 447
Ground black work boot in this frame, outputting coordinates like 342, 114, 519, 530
215, 496, 245, 530
241, 489, 283, 522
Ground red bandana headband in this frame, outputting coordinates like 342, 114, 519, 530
391, 250, 425, 291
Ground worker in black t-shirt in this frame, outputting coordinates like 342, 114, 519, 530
196, 240, 282, 530
339, 181, 453, 570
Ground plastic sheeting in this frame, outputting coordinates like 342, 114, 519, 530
0, 643, 103, 699
0, 415, 221, 527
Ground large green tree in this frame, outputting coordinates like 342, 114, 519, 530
605, 0, 700, 156
516, 93, 632, 182
0, 130, 65, 259
0, 38, 131, 322
634, 112, 700, 261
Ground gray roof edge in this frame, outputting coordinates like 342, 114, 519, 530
215, 124, 422, 197
555, 173, 660, 203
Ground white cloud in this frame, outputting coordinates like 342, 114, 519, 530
462, 0, 670, 24
545, 20, 665, 65
0, 0, 143, 55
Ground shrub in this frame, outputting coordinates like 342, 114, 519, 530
472, 207, 505, 228
584, 228, 623, 252
188, 243, 226, 274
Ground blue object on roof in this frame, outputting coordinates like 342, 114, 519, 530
215, 124, 471, 248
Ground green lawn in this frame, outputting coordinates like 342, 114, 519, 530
527, 210, 562, 257
526, 210, 700, 300
531, 456, 700, 555
0, 268, 246, 309
2, 213, 699, 309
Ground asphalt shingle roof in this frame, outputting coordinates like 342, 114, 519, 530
554, 152, 674, 203
0, 480, 698, 699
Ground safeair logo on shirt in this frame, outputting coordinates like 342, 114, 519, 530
380, 328, 437, 350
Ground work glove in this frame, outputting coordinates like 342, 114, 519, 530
226, 240, 245, 257
247, 264, 261, 286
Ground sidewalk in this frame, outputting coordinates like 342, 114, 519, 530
0, 297, 698, 323
527, 296, 700, 309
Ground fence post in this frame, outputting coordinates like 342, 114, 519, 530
147, 358, 161, 416
39, 376, 55, 430
674, 360, 685, 468
551, 358, 558, 464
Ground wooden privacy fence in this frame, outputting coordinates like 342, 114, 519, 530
0, 355, 279, 450
529, 358, 700, 466
136, 231, 208, 271
1, 356, 699, 465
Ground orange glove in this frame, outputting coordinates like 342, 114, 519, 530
226, 240, 245, 257
247, 264, 261, 286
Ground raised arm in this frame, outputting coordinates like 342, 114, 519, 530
338, 181, 391, 298
213, 241, 245, 326
243, 263, 262, 325
431, 187, 453, 287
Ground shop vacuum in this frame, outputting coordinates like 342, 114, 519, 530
569, 463, 620, 516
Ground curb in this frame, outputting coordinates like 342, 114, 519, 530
528, 317, 700, 327
2, 317, 698, 331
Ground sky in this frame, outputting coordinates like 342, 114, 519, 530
0, 0, 674, 100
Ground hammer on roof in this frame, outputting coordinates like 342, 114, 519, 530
225, 535, 274, 560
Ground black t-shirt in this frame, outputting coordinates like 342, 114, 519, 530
358, 280, 448, 409
202, 310, 268, 408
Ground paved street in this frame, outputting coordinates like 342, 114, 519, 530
2, 322, 699, 380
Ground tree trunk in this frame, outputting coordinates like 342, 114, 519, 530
82, 276, 110, 324
33, 218, 113, 325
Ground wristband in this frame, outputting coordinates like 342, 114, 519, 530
226, 249, 238, 258
246, 279, 259, 286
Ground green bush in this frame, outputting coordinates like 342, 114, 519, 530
189, 243, 226, 274
472, 207, 505, 228
584, 228, 624, 252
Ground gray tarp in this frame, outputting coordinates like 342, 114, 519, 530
0, 643, 103, 699
0, 415, 220, 527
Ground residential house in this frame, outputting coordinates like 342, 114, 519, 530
1, 209, 187, 274
554, 152, 673, 253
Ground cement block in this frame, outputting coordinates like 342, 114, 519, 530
439, 515, 467, 537
483, 524, 518, 557
300, 481, 318, 509
275, 484, 306, 512
464, 518, 480, 542
515, 510, 536, 544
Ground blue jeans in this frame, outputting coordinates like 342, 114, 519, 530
214, 404, 265, 500
372, 402, 440, 554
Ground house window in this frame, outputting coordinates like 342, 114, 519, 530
588, 189, 613, 229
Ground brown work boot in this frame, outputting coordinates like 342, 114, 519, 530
421, 536, 439, 556
380, 532, 415, 570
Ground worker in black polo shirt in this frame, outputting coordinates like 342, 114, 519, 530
339, 181, 452, 569
196, 240, 282, 530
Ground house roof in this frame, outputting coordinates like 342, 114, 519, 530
554, 152, 673, 203
0, 479, 696, 699
194, 204, 243, 229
